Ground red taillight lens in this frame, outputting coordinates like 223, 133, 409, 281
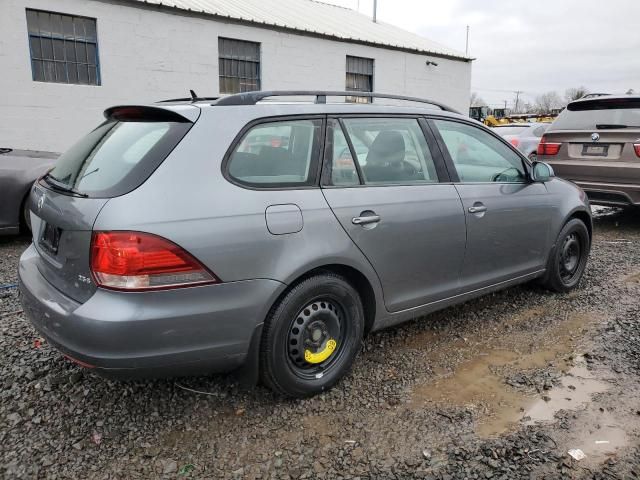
91, 231, 217, 291
509, 138, 520, 148
634, 144, 640, 157
537, 136, 562, 156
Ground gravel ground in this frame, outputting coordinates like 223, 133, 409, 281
1, 207, 640, 479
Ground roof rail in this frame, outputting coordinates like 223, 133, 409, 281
157, 96, 220, 103
214, 90, 459, 113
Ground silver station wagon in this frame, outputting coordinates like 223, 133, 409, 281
19, 91, 592, 397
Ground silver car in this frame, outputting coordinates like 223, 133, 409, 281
493, 123, 549, 161
0, 149, 56, 235
19, 91, 592, 398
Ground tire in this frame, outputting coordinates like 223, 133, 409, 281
21, 196, 32, 233
540, 218, 590, 292
528, 152, 538, 162
260, 272, 365, 398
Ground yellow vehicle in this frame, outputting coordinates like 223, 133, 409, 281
469, 107, 559, 127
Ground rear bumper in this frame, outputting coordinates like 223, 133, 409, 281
18, 244, 285, 377
571, 181, 640, 206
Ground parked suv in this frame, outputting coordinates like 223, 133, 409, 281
538, 95, 640, 207
19, 91, 592, 398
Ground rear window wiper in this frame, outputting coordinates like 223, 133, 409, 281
43, 173, 88, 198
595, 124, 640, 129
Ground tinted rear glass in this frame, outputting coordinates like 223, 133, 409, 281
553, 99, 640, 130
46, 120, 191, 197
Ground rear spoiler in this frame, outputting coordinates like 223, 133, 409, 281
104, 105, 197, 123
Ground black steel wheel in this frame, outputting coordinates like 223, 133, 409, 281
541, 218, 590, 292
260, 272, 364, 397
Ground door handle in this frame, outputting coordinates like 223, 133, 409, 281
352, 215, 381, 226
468, 205, 487, 214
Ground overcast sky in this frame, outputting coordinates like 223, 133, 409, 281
326, 0, 640, 108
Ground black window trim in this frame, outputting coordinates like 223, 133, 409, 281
25, 8, 101, 86
320, 113, 453, 189
424, 115, 534, 185
222, 114, 326, 191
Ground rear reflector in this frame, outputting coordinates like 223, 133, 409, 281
509, 138, 520, 148
634, 144, 640, 157
537, 136, 562, 156
64, 354, 95, 369
91, 231, 218, 291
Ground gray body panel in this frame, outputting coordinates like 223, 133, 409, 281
453, 182, 552, 291
18, 99, 591, 376
0, 150, 56, 234
322, 184, 466, 311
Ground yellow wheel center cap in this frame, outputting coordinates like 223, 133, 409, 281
304, 339, 337, 364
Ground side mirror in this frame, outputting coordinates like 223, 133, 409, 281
531, 161, 555, 182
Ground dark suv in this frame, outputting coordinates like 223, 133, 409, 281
538, 95, 640, 207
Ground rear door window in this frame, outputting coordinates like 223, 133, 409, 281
340, 117, 439, 185
228, 119, 322, 187
46, 116, 191, 197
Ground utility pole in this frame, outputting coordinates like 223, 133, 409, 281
373, 0, 377, 22
514, 90, 523, 113
465, 26, 470, 56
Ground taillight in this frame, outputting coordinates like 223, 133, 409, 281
537, 136, 562, 156
91, 231, 218, 291
509, 138, 520, 148
634, 144, 640, 157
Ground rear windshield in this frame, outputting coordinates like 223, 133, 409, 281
493, 126, 530, 136
552, 99, 640, 130
45, 119, 191, 197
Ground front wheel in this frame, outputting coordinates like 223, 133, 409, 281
260, 273, 364, 397
540, 218, 590, 292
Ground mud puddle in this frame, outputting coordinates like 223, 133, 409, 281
411, 312, 605, 426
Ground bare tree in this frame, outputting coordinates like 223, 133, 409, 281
565, 86, 589, 103
535, 91, 563, 114
470, 92, 486, 107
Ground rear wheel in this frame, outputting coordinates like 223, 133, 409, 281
540, 218, 590, 292
528, 152, 538, 162
260, 273, 364, 397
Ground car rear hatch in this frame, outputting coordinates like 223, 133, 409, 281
541, 97, 640, 184
29, 104, 198, 303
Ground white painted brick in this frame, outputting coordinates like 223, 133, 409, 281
0, 0, 471, 152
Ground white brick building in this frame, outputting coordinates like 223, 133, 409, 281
0, 0, 472, 153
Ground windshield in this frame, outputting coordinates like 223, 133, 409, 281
46, 119, 191, 197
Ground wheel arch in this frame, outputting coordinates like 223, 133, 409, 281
566, 208, 593, 241
282, 264, 378, 336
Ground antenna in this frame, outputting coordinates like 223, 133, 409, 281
189, 89, 198, 102
465, 26, 470, 56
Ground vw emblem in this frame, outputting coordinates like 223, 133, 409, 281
591, 132, 600, 142
37, 192, 45, 211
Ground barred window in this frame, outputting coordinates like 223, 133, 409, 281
26, 9, 100, 85
346, 55, 374, 103
218, 38, 261, 94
